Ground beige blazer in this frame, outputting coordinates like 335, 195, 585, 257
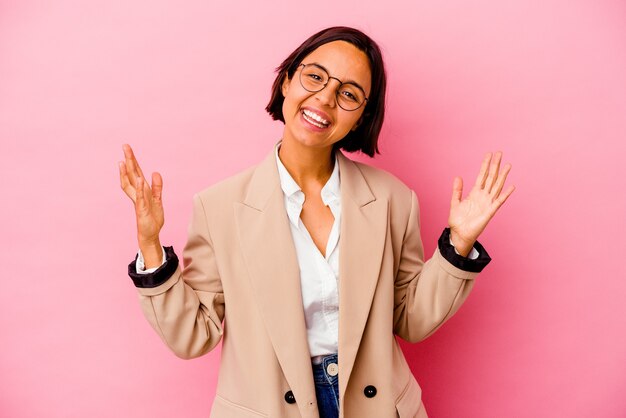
135, 147, 481, 418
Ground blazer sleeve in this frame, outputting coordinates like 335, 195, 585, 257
128, 193, 225, 359
393, 190, 491, 343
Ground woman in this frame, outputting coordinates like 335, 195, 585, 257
119, 27, 514, 418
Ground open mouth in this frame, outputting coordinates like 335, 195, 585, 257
302, 109, 330, 129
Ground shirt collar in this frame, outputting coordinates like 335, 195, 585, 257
275, 141, 340, 207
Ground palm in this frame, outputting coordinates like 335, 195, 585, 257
448, 152, 515, 253
135, 190, 164, 240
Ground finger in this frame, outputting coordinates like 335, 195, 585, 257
123, 144, 147, 186
118, 161, 137, 201
130, 148, 147, 179
484, 151, 502, 193
118, 161, 129, 189
491, 163, 511, 200
151, 172, 163, 204
135, 176, 148, 214
450, 176, 463, 205
494, 185, 515, 209
473, 152, 492, 190
122, 145, 138, 188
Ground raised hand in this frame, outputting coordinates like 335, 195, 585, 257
119, 144, 164, 268
448, 152, 515, 257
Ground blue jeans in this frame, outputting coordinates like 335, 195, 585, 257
312, 354, 340, 418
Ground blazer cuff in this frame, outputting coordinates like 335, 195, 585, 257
128, 246, 179, 288
438, 228, 491, 273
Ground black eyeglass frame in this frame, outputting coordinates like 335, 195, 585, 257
297, 63, 369, 111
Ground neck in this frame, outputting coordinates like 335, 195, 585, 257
278, 138, 335, 187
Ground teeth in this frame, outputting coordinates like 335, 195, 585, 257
304, 115, 325, 128
303, 109, 329, 126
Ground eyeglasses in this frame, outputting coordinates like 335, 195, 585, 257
297, 63, 369, 111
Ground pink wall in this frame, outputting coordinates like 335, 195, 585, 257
1, 0, 625, 417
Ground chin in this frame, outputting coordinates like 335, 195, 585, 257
293, 129, 348, 151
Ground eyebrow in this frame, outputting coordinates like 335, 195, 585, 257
309, 62, 367, 94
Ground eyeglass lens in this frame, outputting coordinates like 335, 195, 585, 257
299, 64, 366, 111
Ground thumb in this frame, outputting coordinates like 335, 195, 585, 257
451, 176, 463, 206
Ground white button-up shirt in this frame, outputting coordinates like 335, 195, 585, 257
275, 143, 341, 359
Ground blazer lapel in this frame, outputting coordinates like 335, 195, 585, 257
336, 152, 388, 399
234, 148, 388, 414
234, 149, 317, 416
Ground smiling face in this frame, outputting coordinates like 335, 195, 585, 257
280, 41, 372, 152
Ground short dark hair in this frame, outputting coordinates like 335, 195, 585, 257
265, 26, 386, 157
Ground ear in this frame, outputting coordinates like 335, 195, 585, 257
281, 76, 291, 97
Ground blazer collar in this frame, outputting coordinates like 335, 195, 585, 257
242, 145, 375, 210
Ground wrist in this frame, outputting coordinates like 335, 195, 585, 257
138, 234, 161, 248
138, 239, 163, 269
449, 229, 474, 258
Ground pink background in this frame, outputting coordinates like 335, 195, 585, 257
1, 0, 625, 417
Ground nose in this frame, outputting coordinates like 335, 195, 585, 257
314, 79, 340, 108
